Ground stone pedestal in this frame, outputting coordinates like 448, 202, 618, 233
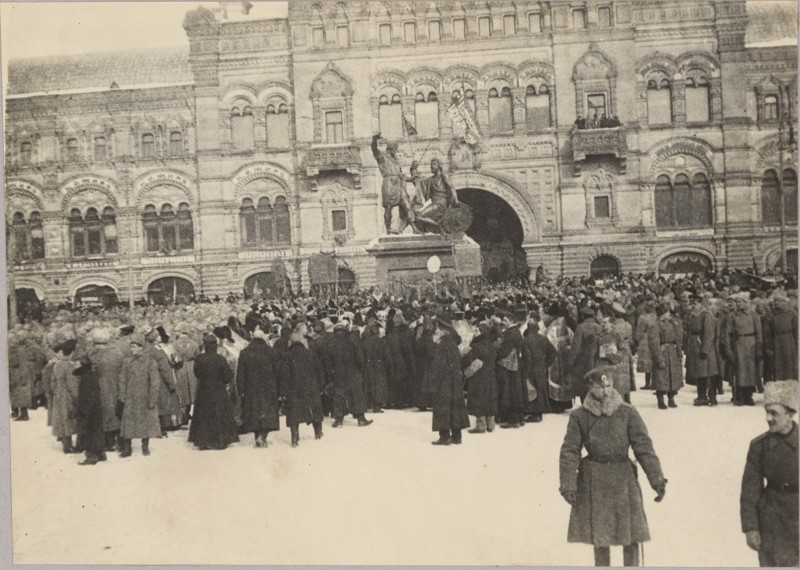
366, 233, 482, 290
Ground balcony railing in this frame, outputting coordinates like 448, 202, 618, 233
304, 144, 361, 175
572, 127, 627, 175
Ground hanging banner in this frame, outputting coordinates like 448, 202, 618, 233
448, 91, 480, 145
308, 253, 338, 285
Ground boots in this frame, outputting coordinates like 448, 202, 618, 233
593, 546, 611, 567
104, 432, 116, 452
11, 408, 18, 419
61, 436, 77, 454
332, 417, 344, 428
255, 432, 268, 448
372, 405, 384, 414
486, 416, 496, 433
432, 430, 451, 446
141, 438, 150, 456
656, 391, 667, 410
313, 422, 323, 440
693, 378, 709, 406
708, 378, 718, 406
451, 428, 462, 445
357, 414, 373, 427
468, 416, 487, 434
290, 426, 300, 448
17, 407, 29, 421
667, 392, 677, 408
642, 373, 653, 390
119, 438, 132, 458
623, 543, 641, 567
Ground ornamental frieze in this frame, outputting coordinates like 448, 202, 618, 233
633, 4, 714, 24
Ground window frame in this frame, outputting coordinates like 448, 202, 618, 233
452, 18, 466, 40
478, 16, 491, 37
503, 14, 516, 35
528, 12, 542, 33
20, 141, 32, 165
142, 202, 194, 254
379, 23, 392, 45
68, 206, 118, 259
324, 110, 345, 144
428, 20, 441, 42
403, 21, 417, 43
141, 133, 155, 159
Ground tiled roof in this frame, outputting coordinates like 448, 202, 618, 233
7, 46, 192, 96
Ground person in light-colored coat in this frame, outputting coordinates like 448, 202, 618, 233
51, 340, 80, 453
118, 337, 162, 457
648, 304, 684, 409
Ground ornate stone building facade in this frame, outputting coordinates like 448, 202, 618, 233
4, 0, 797, 305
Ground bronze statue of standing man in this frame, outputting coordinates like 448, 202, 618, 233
371, 133, 415, 234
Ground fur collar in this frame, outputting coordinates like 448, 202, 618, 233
582, 389, 624, 417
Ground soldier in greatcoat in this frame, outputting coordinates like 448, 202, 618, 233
73, 356, 106, 466
237, 327, 281, 448
431, 318, 470, 445
567, 306, 602, 402
761, 291, 798, 383
8, 332, 37, 422
144, 328, 182, 434
361, 322, 391, 414
324, 320, 373, 427
740, 380, 799, 567
633, 301, 657, 390
559, 366, 667, 567
722, 293, 762, 406
51, 339, 80, 453
648, 303, 684, 409
684, 294, 719, 406
87, 328, 125, 451
118, 335, 162, 457
463, 322, 498, 433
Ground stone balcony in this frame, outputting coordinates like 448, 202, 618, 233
571, 127, 627, 176
303, 144, 362, 190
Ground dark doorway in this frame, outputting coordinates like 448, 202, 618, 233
147, 277, 195, 305
590, 255, 620, 279
75, 284, 118, 308
244, 272, 279, 300
457, 188, 528, 282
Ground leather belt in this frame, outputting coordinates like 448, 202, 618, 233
737, 333, 756, 337
586, 454, 629, 464
766, 481, 799, 494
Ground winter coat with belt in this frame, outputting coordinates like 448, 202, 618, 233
9, 345, 37, 409
761, 307, 798, 382
118, 351, 162, 439
648, 315, 684, 392
51, 357, 80, 438
722, 310, 763, 388
684, 308, 719, 382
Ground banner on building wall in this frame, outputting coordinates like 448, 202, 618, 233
448, 91, 480, 145
308, 253, 338, 285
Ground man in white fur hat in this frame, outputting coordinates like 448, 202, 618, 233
740, 380, 799, 566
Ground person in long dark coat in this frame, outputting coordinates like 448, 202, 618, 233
88, 329, 125, 451
309, 320, 333, 417
237, 328, 280, 447
144, 329, 182, 435
281, 321, 325, 447
73, 357, 106, 465
496, 310, 528, 428
648, 304, 684, 409
414, 315, 437, 411
761, 293, 798, 383
722, 294, 762, 406
523, 317, 557, 422
560, 365, 667, 567
361, 322, 391, 413
431, 318, 470, 445
189, 335, 240, 450
740, 380, 799, 567
633, 302, 657, 389
567, 306, 602, 402
118, 337, 162, 457
385, 313, 416, 409
51, 339, 80, 453
324, 322, 372, 427
463, 323, 497, 433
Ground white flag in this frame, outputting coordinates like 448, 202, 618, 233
448, 91, 480, 145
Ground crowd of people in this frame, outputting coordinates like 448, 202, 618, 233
573, 114, 622, 129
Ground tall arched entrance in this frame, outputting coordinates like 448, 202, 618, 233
147, 276, 195, 305
457, 188, 528, 282
75, 284, 118, 308
244, 272, 279, 300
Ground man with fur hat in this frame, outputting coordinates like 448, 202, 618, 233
237, 325, 281, 448
323, 319, 373, 427
685, 294, 719, 406
740, 380, 799, 566
560, 365, 667, 566
430, 318, 470, 445
87, 327, 126, 451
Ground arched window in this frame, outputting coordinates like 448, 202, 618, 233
20, 141, 32, 165
763, 95, 779, 121
685, 69, 710, 122
141, 133, 155, 158
526, 83, 551, 130
178, 202, 194, 249
379, 91, 403, 140
169, 131, 183, 156
762, 169, 781, 225
94, 136, 106, 162
783, 168, 798, 224
266, 101, 290, 148
655, 173, 713, 229
67, 206, 116, 258
590, 255, 619, 279
147, 276, 195, 305
464, 88, 476, 113
489, 85, 513, 133
274, 196, 291, 244
142, 203, 193, 253
240, 196, 291, 247
11, 212, 28, 261
414, 90, 439, 138
257, 197, 274, 246
28, 212, 44, 259
240, 198, 257, 246
66, 138, 79, 162
646, 73, 672, 125
231, 103, 255, 150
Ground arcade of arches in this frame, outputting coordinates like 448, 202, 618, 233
457, 188, 528, 282
147, 276, 195, 305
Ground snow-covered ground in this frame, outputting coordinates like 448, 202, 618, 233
10, 376, 767, 566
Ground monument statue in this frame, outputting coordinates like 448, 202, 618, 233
413, 157, 468, 234
371, 133, 416, 234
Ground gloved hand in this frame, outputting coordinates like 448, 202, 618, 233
654, 480, 667, 502
561, 490, 577, 506
745, 530, 761, 551
115, 400, 125, 420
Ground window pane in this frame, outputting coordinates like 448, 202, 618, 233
783, 169, 798, 223
169, 132, 182, 156
762, 170, 781, 225
428, 20, 441, 41
87, 227, 103, 255
71, 227, 86, 257
587, 94, 606, 123
686, 85, 710, 122
691, 174, 712, 227
478, 17, 491, 37
573, 9, 586, 29
141, 135, 154, 158
674, 175, 692, 226
94, 137, 106, 161
764, 96, 779, 121
14, 226, 28, 260
594, 196, 610, 218
266, 112, 290, 148
275, 198, 291, 244
379, 24, 392, 45
647, 88, 672, 124
325, 111, 344, 143
415, 101, 439, 137
258, 202, 274, 245
242, 209, 256, 245
404, 22, 416, 43
162, 220, 177, 250
529, 13, 541, 33
489, 94, 513, 133
20, 142, 32, 164
332, 210, 347, 232
598, 7, 611, 27
336, 25, 348, 46
503, 14, 516, 35
312, 27, 324, 47
655, 175, 673, 228
453, 18, 466, 40
379, 101, 403, 140
526, 92, 550, 130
